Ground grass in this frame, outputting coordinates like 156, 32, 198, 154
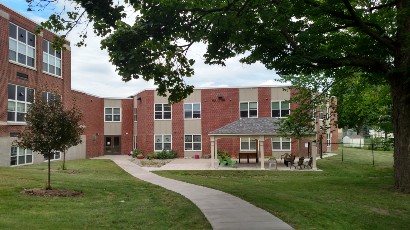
0, 159, 211, 230
155, 148, 410, 230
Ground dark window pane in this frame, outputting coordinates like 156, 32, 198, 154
240, 111, 248, 118
250, 110, 257, 117
164, 143, 171, 150
185, 135, 192, 142
184, 111, 192, 118
8, 84, 15, 100
282, 142, 291, 150
17, 112, 25, 122
272, 110, 280, 117
43, 40, 48, 52
10, 156, 17, 166
155, 112, 162, 119
9, 50, 16, 61
26, 155, 32, 163
27, 88, 34, 102
163, 104, 171, 111
49, 42, 54, 55
56, 68, 61, 76
155, 143, 162, 151
49, 64, 55, 74
164, 112, 171, 119
17, 86, 25, 101
19, 156, 25, 164
43, 62, 48, 72
27, 57, 34, 67
193, 135, 201, 142
105, 115, 112, 121
27, 33, 35, 47
18, 53, 26, 65
282, 110, 289, 117
7, 112, 15, 121
155, 104, 162, 111
193, 143, 201, 150
56, 50, 61, 58
9, 23, 16, 38
272, 142, 281, 149
185, 143, 192, 150
18, 27, 26, 43
113, 115, 121, 121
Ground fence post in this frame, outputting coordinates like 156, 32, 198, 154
371, 138, 374, 166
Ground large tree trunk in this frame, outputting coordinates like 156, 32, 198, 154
390, 75, 410, 193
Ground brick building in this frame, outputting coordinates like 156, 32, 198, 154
0, 3, 337, 167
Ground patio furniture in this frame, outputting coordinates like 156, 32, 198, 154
280, 153, 290, 162
226, 156, 238, 168
293, 157, 305, 169
283, 155, 295, 167
218, 156, 227, 166
304, 157, 313, 169
239, 152, 258, 163
268, 158, 277, 170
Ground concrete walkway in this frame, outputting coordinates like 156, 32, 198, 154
100, 155, 294, 230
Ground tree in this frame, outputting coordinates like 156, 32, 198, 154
31, 0, 410, 192
332, 74, 393, 136
16, 95, 84, 190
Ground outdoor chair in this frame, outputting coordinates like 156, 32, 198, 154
284, 155, 295, 167
304, 157, 313, 169
293, 157, 305, 169
280, 153, 290, 162
226, 156, 238, 168
218, 156, 227, 166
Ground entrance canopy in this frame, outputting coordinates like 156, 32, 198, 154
208, 118, 317, 169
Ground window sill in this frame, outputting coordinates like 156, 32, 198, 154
43, 71, 63, 79
7, 122, 27, 126
104, 121, 122, 123
9, 60, 36, 71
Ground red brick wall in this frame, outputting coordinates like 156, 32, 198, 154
136, 90, 154, 155
71, 90, 104, 158
201, 88, 240, 156
121, 99, 134, 155
172, 101, 184, 157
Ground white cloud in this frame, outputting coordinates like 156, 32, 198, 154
10, 1, 282, 98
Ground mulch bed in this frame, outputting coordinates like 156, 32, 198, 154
22, 189, 83, 198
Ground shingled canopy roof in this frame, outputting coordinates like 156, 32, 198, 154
209, 117, 281, 136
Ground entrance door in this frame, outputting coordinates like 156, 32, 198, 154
105, 136, 121, 154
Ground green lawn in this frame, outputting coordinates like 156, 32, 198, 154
0, 159, 211, 230
156, 149, 410, 230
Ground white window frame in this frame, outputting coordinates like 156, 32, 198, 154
240, 102, 258, 118
271, 101, 290, 118
154, 134, 172, 151
272, 137, 291, 151
7, 84, 34, 123
44, 151, 61, 161
154, 104, 172, 120
9, 23, 36, 69
10, 146, 33, 166
41, 91, 61, 103
42, 39, 62, 77
184, 134, 202, 151
240, 137, 257, 151
184, 103, 201, 119
104, 107, 121, 122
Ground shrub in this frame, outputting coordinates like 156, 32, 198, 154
217, 149, 230, 160
132, 149, 143, 158
156, 149, 178, 159
147, 153, 158, 160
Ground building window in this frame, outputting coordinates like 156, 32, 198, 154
105, 107, 121, 122
240, 102, 258, 118
9, 23, 36, 68
154, 104, 171, 120
10, 147, 33, 166
134, 108, 137, 122
271, 101, 290, 118
41, 91, 61, 103
43, 40, 62, 77
272, 137, 291, 150
240, 138, 256, 151
184, 135, 201, 151
44, 151, 61, 161
184, 103, 201, 119
7, 84, 34, 122
155, 135, 172, 151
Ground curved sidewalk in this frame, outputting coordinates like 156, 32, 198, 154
105, 156, 293, 230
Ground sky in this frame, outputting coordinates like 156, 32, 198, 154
2, 0, 285, 98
